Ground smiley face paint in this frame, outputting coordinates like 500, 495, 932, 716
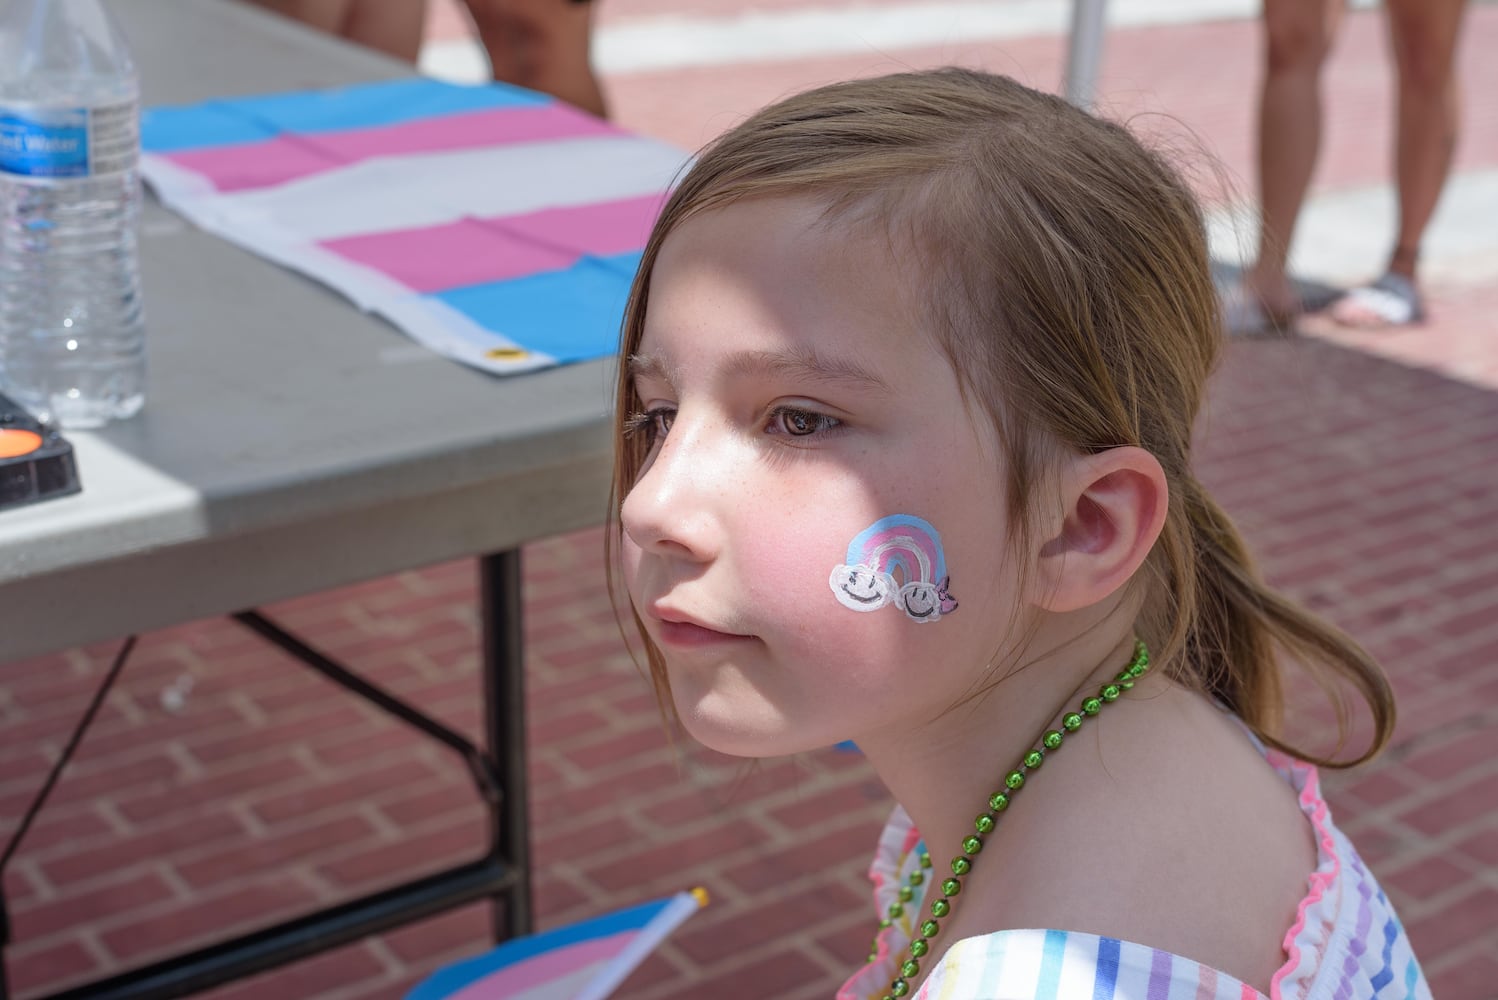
829, 514, 958, 623
835, 564, 894, 608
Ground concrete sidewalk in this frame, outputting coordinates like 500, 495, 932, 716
2, 3, 1495, 999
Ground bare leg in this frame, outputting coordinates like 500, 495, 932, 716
1245, 0, 1344, 320
1332, 0, 1467, 327
241, 0, 426, 63
462, 0, 607, 118
1387, 0, 1468, 280
342, 0, 429, 63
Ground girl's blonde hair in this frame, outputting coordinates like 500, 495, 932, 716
608, 67, 1394, 767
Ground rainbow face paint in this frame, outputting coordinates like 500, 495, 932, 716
829, 515, 958, 623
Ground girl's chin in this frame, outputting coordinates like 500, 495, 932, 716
673, 694, 831, 759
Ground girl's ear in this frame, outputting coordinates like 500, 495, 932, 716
1035, 447, 1168, 613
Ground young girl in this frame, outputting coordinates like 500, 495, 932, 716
609, 68, 1429, 999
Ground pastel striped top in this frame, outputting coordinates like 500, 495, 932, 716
838, 747, 1430, 1000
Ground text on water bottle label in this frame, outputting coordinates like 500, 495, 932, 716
0, 99, 138, 178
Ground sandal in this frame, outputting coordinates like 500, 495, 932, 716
1219, 280, 1297, 337
1330, 272, 1425, 329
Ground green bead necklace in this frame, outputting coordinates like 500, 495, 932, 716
867, 639, 1151, 1000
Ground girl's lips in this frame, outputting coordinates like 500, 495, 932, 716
655, 619, 753, 647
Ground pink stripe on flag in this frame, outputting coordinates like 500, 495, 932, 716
491, 194, 664, 258
322, 218, 579, 293
161, 105, 619, 196
303, 104, 619, 162
164, 135, 343, 193
445, 930, 634, 1000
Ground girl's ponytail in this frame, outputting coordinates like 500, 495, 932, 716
1154, 474, 1395, 768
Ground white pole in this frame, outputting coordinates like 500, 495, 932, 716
1064, 0, 1108, 108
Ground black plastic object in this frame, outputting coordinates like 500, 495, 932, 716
0, 392, 82, 510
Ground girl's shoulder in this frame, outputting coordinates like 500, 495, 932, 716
840, 693, 1432, 1000
994, 684, 1320, 986
909, 764, 1430, 999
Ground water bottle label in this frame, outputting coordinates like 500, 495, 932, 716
0, 99, 139, 179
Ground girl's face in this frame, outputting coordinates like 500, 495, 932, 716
620, 196, 1032, 757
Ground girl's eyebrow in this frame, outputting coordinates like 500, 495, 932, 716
628, 347, 893, 395
722, 344, 892, 389
722, 348, 891, 394
626, 352, 679, 389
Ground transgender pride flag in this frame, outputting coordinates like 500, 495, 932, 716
405, 890, 706, 1000
140, 78, 688, 375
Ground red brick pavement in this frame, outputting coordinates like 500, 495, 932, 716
5, 6, 1498, 1000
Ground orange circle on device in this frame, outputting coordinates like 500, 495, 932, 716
0, 429, 44, 458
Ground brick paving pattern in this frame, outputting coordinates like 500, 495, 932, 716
4, 4, 1497, 1000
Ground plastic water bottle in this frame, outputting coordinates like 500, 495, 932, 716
0, 0, 144, 428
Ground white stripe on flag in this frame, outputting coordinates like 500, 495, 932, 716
207, 135, 688, 242
509, 964, 601, 1000
574, 891, 704, 1000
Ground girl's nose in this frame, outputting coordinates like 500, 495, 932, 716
620, 421, 725, 561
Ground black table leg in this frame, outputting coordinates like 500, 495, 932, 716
3, 550, 535, 998
479, 549, 533, 941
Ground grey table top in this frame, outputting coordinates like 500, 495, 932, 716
0, 0, 627, 661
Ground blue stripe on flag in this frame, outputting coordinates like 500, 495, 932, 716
406, 896, 673, 999
1092, 937, 1120, 1000
1035, 929, 1067, 1000
144, 79, 551, 153
434, 253, 641, 363
228, 78, 548, 134
142, 104, 278, 153
597, 250, 646, 280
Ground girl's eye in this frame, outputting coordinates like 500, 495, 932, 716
624, 407, 676, 444
769, 406, 842, 438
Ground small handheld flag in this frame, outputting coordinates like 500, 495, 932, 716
405, 889, 708, 1000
